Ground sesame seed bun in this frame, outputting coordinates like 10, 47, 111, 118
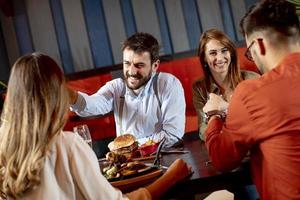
108, 134, 136, 151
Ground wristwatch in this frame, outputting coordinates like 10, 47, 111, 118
204, 110, 226, 123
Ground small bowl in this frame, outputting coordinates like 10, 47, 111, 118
138, 142, 159, 157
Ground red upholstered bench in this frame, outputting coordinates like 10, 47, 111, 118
158, 57, 203, 133
64, 115, 115, 140
237, 47, 260, 74
64, 73, 116, 140
67, 73, 112, 95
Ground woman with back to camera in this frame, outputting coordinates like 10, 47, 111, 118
0, 53, 190, 199
192, 29, 259, 140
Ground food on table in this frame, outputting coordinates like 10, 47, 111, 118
102, 160, 148, 180
105, 152, 127, 165
138, 139, 159, 156
103, 134, 158, 180
144, 139, 156, 146
108, 134, 140, 159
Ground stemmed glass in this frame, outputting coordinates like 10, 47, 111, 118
73, 124, 92, 148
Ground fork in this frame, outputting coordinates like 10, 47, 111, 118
153, 137, 166, 166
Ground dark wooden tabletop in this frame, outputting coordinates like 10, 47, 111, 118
160, 132, 252, 199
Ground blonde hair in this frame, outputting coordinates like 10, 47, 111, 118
0, 53, 69, 198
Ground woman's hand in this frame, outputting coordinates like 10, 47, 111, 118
203, 93, 229, 113
143, 159, 192, 200
164, 159, 192, 182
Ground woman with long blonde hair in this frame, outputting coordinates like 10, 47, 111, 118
0, 53, 190, 199
0, 53, 69, 198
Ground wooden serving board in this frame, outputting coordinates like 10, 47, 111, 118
111, 168, 163, 192
132, 155, 156, 161
98, 154, 160, 163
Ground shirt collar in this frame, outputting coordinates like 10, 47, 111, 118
208, 75, 222, 94
125, 72, 155, 98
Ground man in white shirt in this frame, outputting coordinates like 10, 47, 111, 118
69, 32, 186, 148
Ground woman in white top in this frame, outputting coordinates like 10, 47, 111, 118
0, 53, 190, 200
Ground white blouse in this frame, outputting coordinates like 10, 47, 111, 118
18, 131, 151, 200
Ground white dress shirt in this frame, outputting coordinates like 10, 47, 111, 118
70, 72, 186, 147
18, 131, 151, 200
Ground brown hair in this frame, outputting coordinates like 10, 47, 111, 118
198, 28, 243, 90
122, 32, 160, 64
0, 53, 69, 198
240, 0, 300, 42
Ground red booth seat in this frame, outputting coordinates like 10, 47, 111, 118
158, 57, 203, 133
64, 73, 116, 140
67, 73, 112, 95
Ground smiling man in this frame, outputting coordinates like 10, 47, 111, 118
203, 0, 300, 199
69, 32, 185, 149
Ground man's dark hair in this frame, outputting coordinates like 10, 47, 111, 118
122, 32, 160, 64
240, 0, 300, 39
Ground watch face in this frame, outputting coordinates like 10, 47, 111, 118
204, 112, 209, 119
203, 112, 209, 124
204, 110, 227, 123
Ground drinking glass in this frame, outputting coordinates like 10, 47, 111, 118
73, 124, 92, 148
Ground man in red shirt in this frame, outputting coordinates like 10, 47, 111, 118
203, 0, 300, 199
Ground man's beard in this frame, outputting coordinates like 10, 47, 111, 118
125, 71, 152, 90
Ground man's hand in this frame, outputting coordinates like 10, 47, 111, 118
203, 93, 229, 113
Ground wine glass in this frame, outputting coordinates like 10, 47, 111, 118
73, 124, 92, 148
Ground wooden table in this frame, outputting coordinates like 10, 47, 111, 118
101, 131, 253, 198
160, 132, 253, 199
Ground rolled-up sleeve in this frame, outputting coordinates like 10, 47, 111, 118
70, 81, 116, 117
205, 84, 255, 171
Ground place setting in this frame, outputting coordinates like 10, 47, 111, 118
98, 134, 166, 191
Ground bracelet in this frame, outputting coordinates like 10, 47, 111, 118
204, 110, 226, 123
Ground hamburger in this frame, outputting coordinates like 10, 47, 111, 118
107, 134, 139, 159
103, 134, 147, 180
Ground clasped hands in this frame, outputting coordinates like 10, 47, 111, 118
203, 93, 229, 122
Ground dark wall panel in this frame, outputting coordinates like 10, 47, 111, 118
0, 0, 259, 79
